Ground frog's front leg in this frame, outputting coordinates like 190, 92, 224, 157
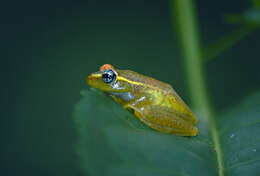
123, 95, 146, 107
122, 95, 147, 117
123, 95, 153, 125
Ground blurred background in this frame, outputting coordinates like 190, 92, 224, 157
2, 0, 260, 176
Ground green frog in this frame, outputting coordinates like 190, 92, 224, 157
87, 64, 198, 136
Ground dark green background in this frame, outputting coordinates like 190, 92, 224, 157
2, 0, 260, 176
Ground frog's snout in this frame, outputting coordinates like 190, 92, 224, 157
86, 74, 95, 85
87, 75, 92, 80
86, 73, 101, 87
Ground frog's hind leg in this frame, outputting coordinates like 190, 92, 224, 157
146, 105, 198, 136
125, 104, 198, 136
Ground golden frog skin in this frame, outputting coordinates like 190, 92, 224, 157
87, 64, 198, 136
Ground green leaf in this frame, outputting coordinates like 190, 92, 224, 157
225, 9, 260, 25
252, 0, 260, 8
74, 89, 260, 176
223, 1, 260, 25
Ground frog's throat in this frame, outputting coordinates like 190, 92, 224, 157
109, 92, 135, 102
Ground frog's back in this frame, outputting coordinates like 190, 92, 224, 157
118, 69, 197, 124
118, 69, 173, 93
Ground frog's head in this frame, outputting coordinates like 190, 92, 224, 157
87, 64, 132, 93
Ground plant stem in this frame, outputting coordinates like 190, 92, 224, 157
171, 0, 212, 118
170, 0, 224, 176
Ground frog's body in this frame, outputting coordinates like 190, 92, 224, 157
87, 64, 198, 136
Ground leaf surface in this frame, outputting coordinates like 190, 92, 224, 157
74, 89, 260, 176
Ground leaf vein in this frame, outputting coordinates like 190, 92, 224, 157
220, 120, 260, 137
227, 158, 260, 171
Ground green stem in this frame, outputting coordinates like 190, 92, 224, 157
204, 24, 257, 62
171, 0, 212, 118
170, 0, 224, 176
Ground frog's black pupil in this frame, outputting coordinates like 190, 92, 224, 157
102, 70, 116, 84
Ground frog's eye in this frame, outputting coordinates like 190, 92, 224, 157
102, 69, 116, 84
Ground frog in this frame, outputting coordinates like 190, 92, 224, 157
87, 64, 198, 136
